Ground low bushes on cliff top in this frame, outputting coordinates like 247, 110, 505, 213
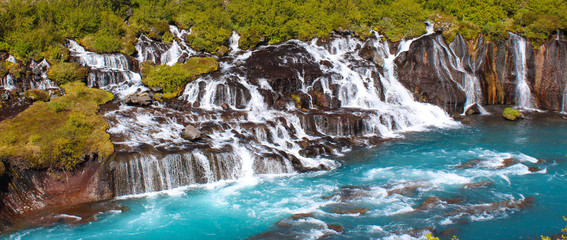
2, 0, 567, 60
0, 82, 114, 170
142, 57, 218, 98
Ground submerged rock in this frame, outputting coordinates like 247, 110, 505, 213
461, 180, 494, 190
180, 124, 201, 141
502, 107, 524, 121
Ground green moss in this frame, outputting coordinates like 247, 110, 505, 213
142, 57, 219, 98
81, 34, 123, 53
24, 89, 50, 102
47, 62, 88, 85
0, 82, 114, 170
502, 107, 524, 121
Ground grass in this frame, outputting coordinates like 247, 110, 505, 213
142, 57, 218, 98
0, 82, 114, 170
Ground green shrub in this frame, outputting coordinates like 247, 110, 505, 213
47, 62, 87, 85
0, 82, 114, 170
24, 89, 50, 102
81, 33, 123, 53
142, 57, 218, 98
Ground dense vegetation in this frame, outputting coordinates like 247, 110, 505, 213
0, 82, 114, 171
142, 57, 219, 98
1, 0, 566, 60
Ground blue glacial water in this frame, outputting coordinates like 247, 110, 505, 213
5, 116, 567, 240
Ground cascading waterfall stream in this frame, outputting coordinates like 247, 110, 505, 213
68, 39, 144, 99
509, 33, 537, 110
68, 25, 458, 197
431, 34, 487, 114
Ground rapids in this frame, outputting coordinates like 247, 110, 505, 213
4, 115, 566, 239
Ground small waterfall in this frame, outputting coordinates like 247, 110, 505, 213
429, 34, 486, 114
229, 31, 241, 53
7, 55, 16, 63
0, 74, 15, 90
509, 33, 537, 110
68, 39, 144, 98
135, 25, 196, 66
29, 59, 59, 90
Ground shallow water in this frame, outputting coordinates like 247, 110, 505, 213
5, 116, 567, 240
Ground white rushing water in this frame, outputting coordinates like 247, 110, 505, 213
509, 33, 537, 110
0, 74, 15, 90
68, 39, 144, 98
70, 25, 460, 196
430, 33, 487, 114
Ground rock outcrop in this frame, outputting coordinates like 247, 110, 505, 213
395, 33, 467, 113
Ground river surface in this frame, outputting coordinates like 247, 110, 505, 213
5, 115, 567, 240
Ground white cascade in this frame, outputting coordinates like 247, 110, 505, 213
431, 34, 487, 114
0, 74, 15, 90
229, 31, 241, 53
68, 39, 144, 98
509, 33, 537, 110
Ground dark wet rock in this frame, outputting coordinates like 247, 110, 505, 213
386, 182, 427, 197
461, 180, 495, 190
323, 185, 372, 202
457, 159, 483, 168
181, 124, 201, 141
328, 224, 344, 232
500, 158, 520, 168
458, 158, 519, 169
395, 33, 467, 114
534, 38, 567, 111
331, 207, 369, 215
445, 196, 535, 217
221, 103, 231, 111
465, 103, 481, 115
192, 101, 200, 107
124, 92, 152, 106
416, 196, 444, 211
393, 227, 436, 238
0, 158, 114, 232
528, 166, 542, 172
150, 86, 163, 93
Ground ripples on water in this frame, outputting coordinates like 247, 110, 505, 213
5, 117, 567, 240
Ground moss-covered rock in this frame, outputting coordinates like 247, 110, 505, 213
0, 82, 114, 170
24, 89, 50, 102
502, 107, 524, 121
47, 62, 88, 85
142, 57, 218, 98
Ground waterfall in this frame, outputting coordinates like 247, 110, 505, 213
68, 39, 144, 98
509, 33, 537, 110
29, 59, 59, 90
0, 74, 15, 90
135, 25, 196, 66
229, 31, 241, 53
73, 25, 458, 196
7, 55, 16, 63
429, 34, 486, 114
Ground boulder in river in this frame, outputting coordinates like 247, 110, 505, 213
181, 125, 201, 141
124, 92, 152, 106
502, 107, 524, 121
465, 103, 481, 115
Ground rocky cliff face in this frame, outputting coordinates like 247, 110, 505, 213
534, 35, 567, 111
0, 158, 113, 232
